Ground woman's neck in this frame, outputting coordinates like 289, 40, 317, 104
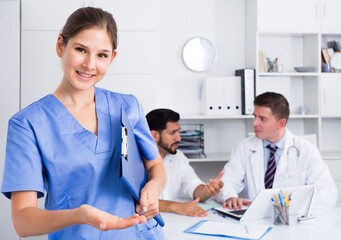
53, 80, 95, 107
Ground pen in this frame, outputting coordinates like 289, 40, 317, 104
286, 191, 289, 207
273, 195, 281, 207
212, 209, 226, 218
278, 194, 283, 207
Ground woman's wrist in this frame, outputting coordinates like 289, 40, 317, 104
74, 205, 87, 225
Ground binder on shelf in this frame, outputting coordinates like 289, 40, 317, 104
200, 77, 224, 115
223, 76, 241, 115
235, 69, 255, 115
201, 76, 241, 116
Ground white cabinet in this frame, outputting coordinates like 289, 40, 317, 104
258, 0, 320, 32
321, 74, 341, 116
320, 0, 341, 33
257, 0, 341, 33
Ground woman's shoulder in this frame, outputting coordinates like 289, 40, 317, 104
97, 87, 137, 102
11, 95, 54, 123
96, 87, 141, 113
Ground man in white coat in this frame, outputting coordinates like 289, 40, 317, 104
215, 92, 338, 210
146, 108, 224, 217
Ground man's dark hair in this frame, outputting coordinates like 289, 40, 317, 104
254, 92, 290, 123
146, 109, 180, 131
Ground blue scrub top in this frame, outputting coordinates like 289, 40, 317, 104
1, 87, 164, 240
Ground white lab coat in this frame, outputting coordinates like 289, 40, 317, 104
215, 129, 338, 209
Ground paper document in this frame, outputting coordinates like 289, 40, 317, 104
199, 203, 221, 211
184, 220, 272, 240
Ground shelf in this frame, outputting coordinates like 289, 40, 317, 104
188, 152, 230, 162
321, 73, 341, 76
258, 31, 319, 37
290, 114, 319, 119
321, 32, 341, 36
322, 151, 341, 160
181, 115, 253, 120
321, 116, 341, 119
258, 72, 319, 77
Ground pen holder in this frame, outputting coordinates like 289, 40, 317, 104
273, 205, 289, 225
266, 60, 278, 72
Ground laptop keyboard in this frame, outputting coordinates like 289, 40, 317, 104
230, 209, 247, 215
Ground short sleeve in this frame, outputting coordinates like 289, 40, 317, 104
130, 97, 159, 161
1, 118, 45, 199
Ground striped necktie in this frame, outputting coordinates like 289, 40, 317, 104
264, 145, 278, 189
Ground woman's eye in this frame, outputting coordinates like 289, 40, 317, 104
98, 53, 108, 58
76, 47, 86, 53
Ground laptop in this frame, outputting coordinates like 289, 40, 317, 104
120, 107, 165, 226
214, 185, 315, 221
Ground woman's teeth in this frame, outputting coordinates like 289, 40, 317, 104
78, 71, 92, 78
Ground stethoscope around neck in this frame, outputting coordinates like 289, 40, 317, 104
285, 138, 300, 178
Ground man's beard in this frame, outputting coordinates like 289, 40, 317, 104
158, 138, 180, 155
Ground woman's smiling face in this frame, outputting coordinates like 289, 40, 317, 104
56, 27, 116, 91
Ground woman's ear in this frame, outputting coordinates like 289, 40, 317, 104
56, 35, 64, 58
110, 50, 117, 64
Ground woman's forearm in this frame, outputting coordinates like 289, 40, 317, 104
145, 155, 166, 195
13, 206, 80, 237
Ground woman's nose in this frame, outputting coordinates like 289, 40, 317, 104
83, 55, 96, 70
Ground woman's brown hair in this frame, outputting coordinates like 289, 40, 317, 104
60, 7, 118, 51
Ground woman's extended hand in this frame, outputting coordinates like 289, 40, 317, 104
78, 204, 147, 230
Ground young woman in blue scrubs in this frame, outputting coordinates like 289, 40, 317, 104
1, 7, 166, 239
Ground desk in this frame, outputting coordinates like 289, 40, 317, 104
161, 208, 341, 240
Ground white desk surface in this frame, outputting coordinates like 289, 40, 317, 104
161, 208, 341, 240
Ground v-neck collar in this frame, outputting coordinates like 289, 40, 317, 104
47, 87, 110, 154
